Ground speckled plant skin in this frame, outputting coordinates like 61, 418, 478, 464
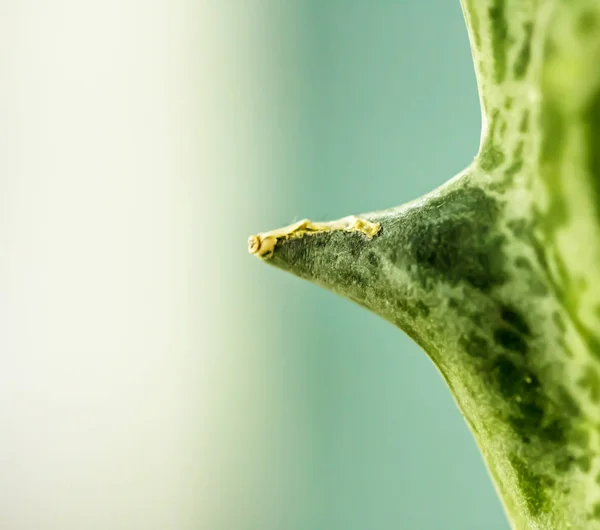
249, 2, 600, 529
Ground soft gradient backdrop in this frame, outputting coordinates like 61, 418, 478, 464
1, 1, 509, 529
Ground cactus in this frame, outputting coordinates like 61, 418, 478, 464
248, 2, 600, 528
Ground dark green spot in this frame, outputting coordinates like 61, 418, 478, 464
530, 236, 551, 277
540, 101, 564, 164
415, 300, 430, 318
542, 420, 566, 444
491, 356, 521, 398
488, 0, 508, 84
515, 402, 544, 431
367, 251, 380, 268
578, 366, 600, 403
507, 218, 528, 239
555, 454, 575, 473
504, 160, 523, 179
577, 9, 598, 35
539, 99, 569, 230
395, 298, 415, 317
515, 256, 532, 270
544, 38, 558, 61
494, 327, 528, 354
404, 186, 507, 293
585, 332, 600, 362
572, 427, 590, 448
395, 298, 430, 320
514, 22, 533, 79
485, 350, 571, 449
499, 119, 507, 138
513, 140, 524, 161
500, 306, 531, 335
582, 87, 600, 224
557, 386, 581, 417
552, 311, 567, 332
519, 111, 530, 133
480, 146, 506, 171
462, 333, 489, 359
577, 455, 592, 473
479, 111, 506, 171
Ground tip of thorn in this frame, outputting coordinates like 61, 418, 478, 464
248, 235, 261, 255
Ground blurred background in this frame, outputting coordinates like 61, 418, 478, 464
0, 1, 509, 529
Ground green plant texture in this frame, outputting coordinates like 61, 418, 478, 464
249, 2, 600, 529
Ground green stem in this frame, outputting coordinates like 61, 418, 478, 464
249, 2, 600, 528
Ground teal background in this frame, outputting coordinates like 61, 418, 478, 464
0, 1, 510, 529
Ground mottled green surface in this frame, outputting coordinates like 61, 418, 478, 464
253, 1, 600, 529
